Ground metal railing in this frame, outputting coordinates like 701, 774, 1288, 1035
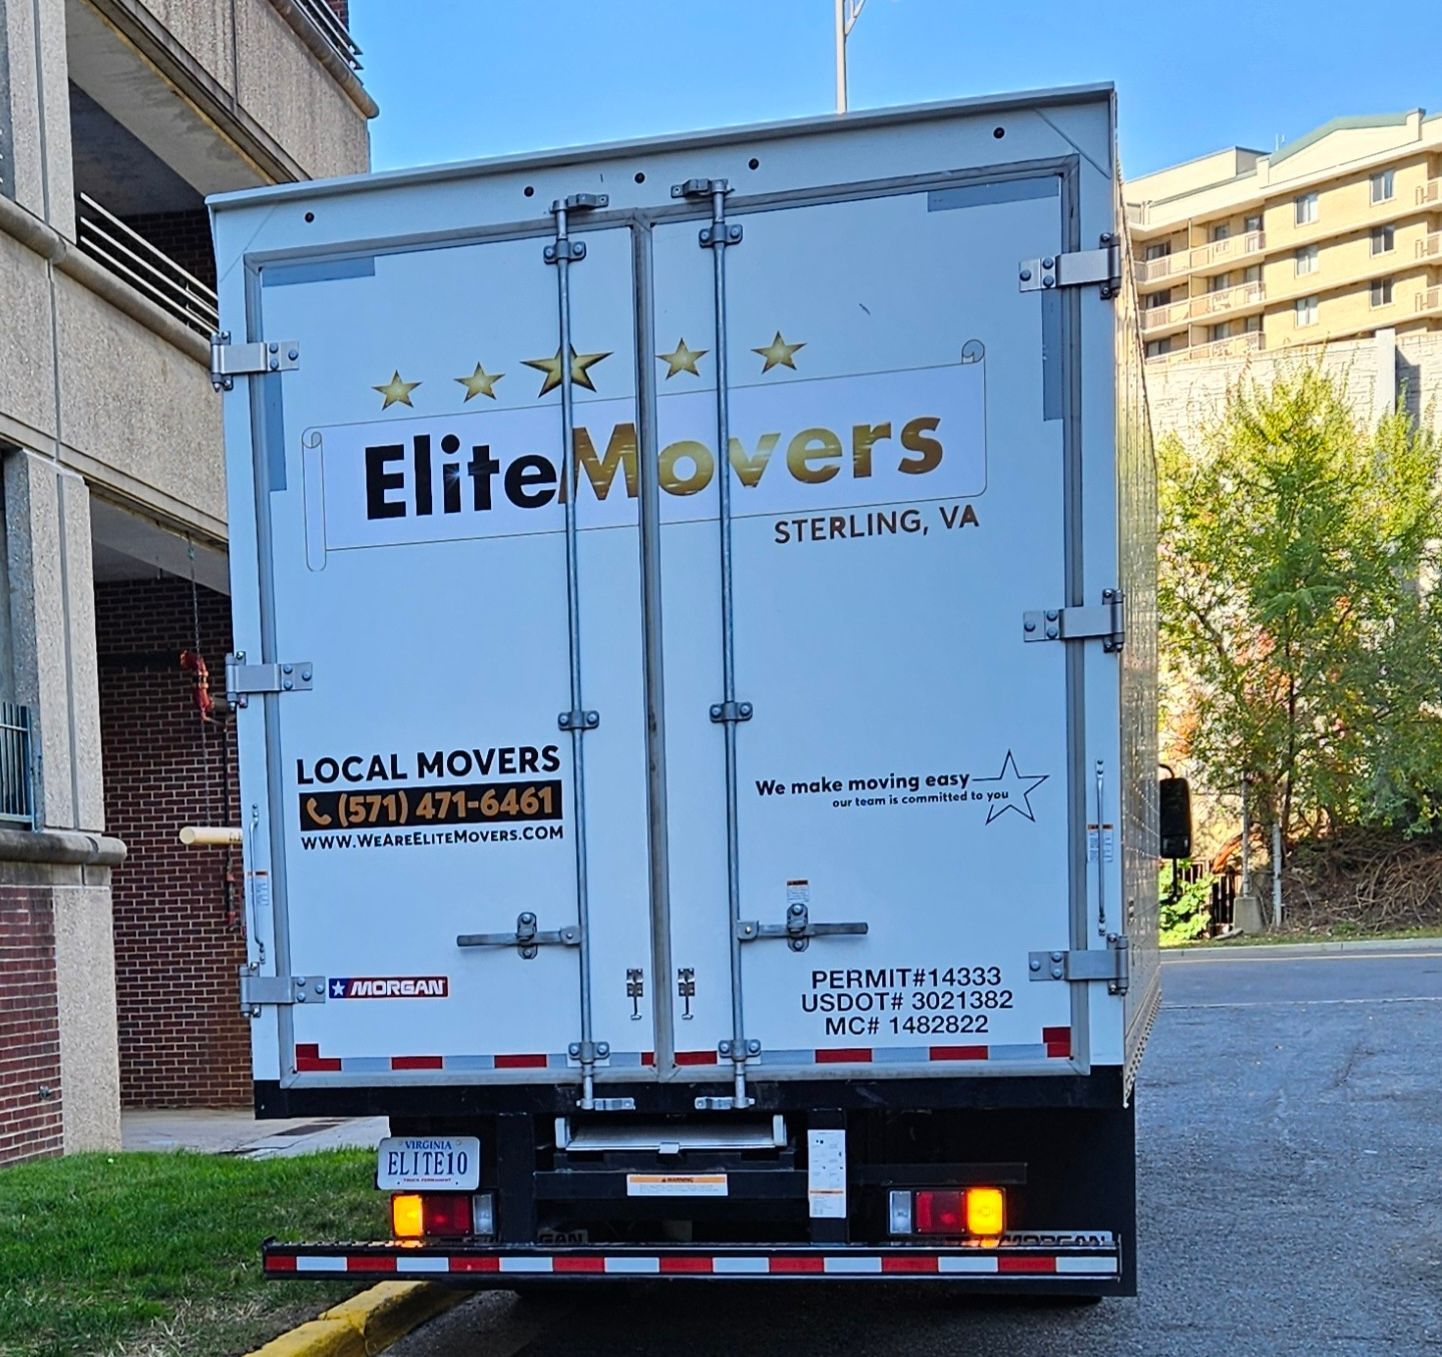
1148, 330, 1264, 365
1191, 279, 1265, 318
0, 702, 35, 829
74, 194, 219, 338
1140, 296, 1192, 334
288, 0, 363, 71
1136, 252, 1185, 284
1189, 229, 1265, 271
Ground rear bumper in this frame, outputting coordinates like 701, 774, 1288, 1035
264, 1234, 1122, 1287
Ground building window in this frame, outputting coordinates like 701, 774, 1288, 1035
1208, 271, 1231, 293
1243, 315, 1262, 334
1144, 241, 1172, 261
1295, 245, 1319, 276
1295, 295, 1318, 327
1244, 213, 1263, 233
1370, 169, 1395, 204
1243, 264, 1262, 285
1145, 288, 1172, 309
1370, 225, 1395, 255
1371, 277, 1394, 307
1211, 222, 1231, 242
1145, 338, 1172, 358
1295, 192, 1319, 226
1210, 322, 1232, 343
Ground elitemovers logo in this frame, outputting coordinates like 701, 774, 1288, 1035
303, 364, 985, 560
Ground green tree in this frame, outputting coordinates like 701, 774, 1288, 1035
1159, 366, 1442, 841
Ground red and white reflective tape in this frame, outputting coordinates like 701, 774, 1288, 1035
294, 1030, 1071, 1075
265, 1249, 1117, 1279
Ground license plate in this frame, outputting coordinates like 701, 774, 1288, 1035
376, 1135, 481, 1190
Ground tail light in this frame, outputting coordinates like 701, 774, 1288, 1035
391, 1192, 490, 1239
914, 1190, 965, 1234
894, 1187, 1006, 1238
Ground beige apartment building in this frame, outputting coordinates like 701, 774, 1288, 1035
0, 0, 374, 1165
1126, 110, 1442, 367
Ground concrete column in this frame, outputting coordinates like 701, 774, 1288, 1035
3, 447, 104, 833
2, 0, 75, 238
53, 871, 121, 1150
1374, 327, 1397, 419
2, 447, 120, 1152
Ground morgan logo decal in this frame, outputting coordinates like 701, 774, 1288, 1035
328, 976, 449, 999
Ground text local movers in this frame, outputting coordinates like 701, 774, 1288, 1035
211, 82, 1164, 1294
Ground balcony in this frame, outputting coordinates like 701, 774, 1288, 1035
0, 702, 35, 829
74, 194, 219, 338
1147, 331, 1265, 365
1190, 280, 1265, 319
288, 0, 364, 72
1416, 178, 1442, 206
1189, 230, 1266, 273
1418, 286, 1442, 316
1140, 297, 1193, 335
1417, 231, 1442, 260
1136, 252, 1186, 284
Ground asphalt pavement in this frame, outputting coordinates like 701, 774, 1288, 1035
389, 947, 1442, 1357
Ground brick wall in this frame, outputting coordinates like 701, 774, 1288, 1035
119, 210, 216, 292
96, 578, 250, 1108
0, 887, 64, 1164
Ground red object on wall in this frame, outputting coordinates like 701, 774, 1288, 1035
97, 579, 250, 1109
0, 888, 64, 1164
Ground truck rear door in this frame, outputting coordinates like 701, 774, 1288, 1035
245, 225, 657, 1083
653, 175, 1081, 1076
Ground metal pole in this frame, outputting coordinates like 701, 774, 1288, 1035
708, 184, 752, 1109
552, 199, 598, 1109
1271, 821, 1283, 929
834, 0, 847, 113
1239, 781, 1251, 899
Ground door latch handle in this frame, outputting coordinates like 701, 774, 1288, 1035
735, 902, 869, 953
457, 912, 580, 960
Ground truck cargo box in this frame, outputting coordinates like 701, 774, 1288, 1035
212, 81, 1158, 1293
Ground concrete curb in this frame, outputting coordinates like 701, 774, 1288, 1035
1164, 936, 1442, 960
245, 1281, 463, 1357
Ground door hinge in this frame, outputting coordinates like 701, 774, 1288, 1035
225, 653, 314, 706
210, 332, 300, 391
736, 901, 869, 953
1023, 589, 1124, 652
238, 965, 328, 1016
457, 911, 580, 960
1018, 234, 1122, 299
1028, 934, 1130, 995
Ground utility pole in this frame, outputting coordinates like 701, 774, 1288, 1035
835, 0, 866, 113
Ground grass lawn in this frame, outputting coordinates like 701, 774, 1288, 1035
0, 1149, 384, 1357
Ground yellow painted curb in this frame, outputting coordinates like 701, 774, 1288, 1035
246, 1280, 464, 1357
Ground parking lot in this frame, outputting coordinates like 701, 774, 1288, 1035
391, 946, 1442, 1357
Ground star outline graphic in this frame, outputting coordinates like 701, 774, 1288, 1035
974, 750, 1049, 824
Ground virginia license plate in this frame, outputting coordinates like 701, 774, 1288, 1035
376, 1135, 481, 1190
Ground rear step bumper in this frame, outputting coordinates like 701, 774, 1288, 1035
264, 1234, 1121, 1284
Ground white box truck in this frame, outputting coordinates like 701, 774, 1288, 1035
210, 82, 1168, 1295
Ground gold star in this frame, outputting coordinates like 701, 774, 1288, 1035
753, 330, 805, 373
521, 345, 612, 397
372, 370, 421, 409
455, 362, 504, 401
657, 337, 707, 379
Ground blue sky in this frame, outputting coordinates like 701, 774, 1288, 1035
351, 1, 1439, 180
